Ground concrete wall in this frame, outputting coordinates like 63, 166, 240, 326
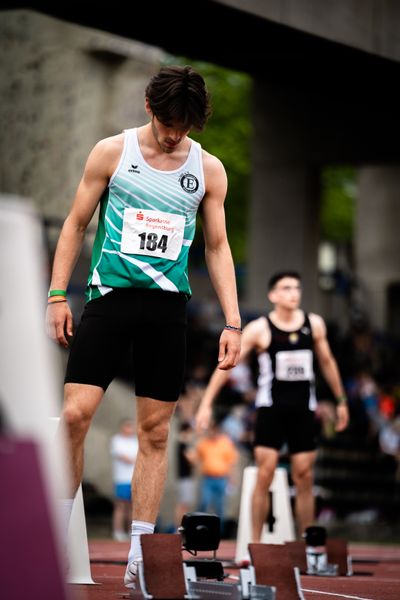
215, 0, 400, 63
0, 10, 162, 220
355, 166, 400, 330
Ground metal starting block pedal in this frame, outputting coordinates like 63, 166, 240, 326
134, 513, 278, 599
300, 526, 353, 577
249, 543, 305, 600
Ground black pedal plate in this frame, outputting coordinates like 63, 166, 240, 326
184, 559, 225, 580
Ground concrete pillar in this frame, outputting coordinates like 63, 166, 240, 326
246, 165, 320, 312
245, 79, 320, 313
355, 166, 400, 330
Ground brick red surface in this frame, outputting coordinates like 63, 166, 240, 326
66, 539, 400, 600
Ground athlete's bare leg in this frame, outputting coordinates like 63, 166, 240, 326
132, 397, 177, 522
251, 446, 279, 542
291, 450, 317, 535
61, 383, 104, 495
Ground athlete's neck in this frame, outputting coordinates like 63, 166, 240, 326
270, 307, 304, 329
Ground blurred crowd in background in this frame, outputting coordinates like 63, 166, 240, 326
85, 298, 400, 542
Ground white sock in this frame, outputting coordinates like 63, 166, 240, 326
128, 520, 155, 565
59, 498, 74, 540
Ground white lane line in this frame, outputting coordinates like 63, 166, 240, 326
302, 588, 374, 600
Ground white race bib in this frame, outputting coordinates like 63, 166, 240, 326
121, 208, 185, 261
275, 349, 313, 381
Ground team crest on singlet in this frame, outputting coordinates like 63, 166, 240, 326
179, 171, 199, 194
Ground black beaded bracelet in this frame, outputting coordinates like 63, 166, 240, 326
224, 324, 242, 333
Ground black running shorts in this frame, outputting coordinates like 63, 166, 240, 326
65, 288, 187, 401
254, 405, 319, 454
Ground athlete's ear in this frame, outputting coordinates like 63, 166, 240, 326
267, 289, 275, 304
145, 97, 153, 117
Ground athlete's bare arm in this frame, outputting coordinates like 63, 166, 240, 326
195, 317, 268, 432
310, 313, 349, 431
200, 151, 242, 370
46, 136, 123, 348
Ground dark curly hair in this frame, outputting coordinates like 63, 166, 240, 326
145, 65, 212, 132
268, 271, 301, 290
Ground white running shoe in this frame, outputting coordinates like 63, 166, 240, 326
124, 559, 141, 588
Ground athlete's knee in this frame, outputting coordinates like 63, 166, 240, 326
138, 418, 170, 452
255, 464, 275, 490
292, 466, 313, 491
62, 404, 93, 435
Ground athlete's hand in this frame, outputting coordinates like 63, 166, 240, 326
335, 404, 349, 432
195, 402, 212, 433
217, 328, 241, 370
46, 302, 74, 348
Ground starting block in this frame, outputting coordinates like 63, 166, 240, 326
138, 533, 244, 599
134, 517, 352, 599
236, 466, 295, 563
135, 515, 278, 599
249, 544, 304, 600
139, 534, 187, 599
286, 536, 353, 577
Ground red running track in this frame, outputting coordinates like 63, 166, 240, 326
66, 539, 400, 600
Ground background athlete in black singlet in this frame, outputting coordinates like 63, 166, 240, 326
195, 271, 349, 540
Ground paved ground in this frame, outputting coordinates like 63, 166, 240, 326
67, 538, 400, 600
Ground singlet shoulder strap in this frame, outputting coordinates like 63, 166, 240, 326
266, 314, 278, 332
305, 312, 316, 340
124, 127, 138, 158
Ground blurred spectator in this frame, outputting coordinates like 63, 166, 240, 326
177, 364, 210, 424
345, 367, 380, 441
175, 421, 197, 527
379, 386, 397, 422
227, 359, 255, 397
379, 414, 400, 481
221, 405, 247, 446
187, 421, 238, 530
109, 419, 138, 541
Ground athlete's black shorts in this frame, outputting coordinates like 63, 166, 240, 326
65, 287, 187, 401
254, 405, 319, 454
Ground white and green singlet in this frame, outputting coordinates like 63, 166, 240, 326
86, 128, 205, 303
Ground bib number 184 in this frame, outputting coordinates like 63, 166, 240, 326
138, 232, 168, 253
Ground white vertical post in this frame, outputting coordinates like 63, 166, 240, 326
0, 197, 94, 585
49, 418, 95, 585
0, 197, 69, 581
235, 466, 295, 563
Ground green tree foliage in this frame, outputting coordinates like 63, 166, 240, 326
320, 166, 356, 242
163, 56, 253, 266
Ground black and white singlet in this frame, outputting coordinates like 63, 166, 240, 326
255, 313, 317, 412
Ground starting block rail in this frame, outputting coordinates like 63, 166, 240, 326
131, 517, 350, 599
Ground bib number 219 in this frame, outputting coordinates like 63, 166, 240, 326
138, 232, 168, 253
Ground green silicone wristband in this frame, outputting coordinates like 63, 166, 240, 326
48, 289, 67, 298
